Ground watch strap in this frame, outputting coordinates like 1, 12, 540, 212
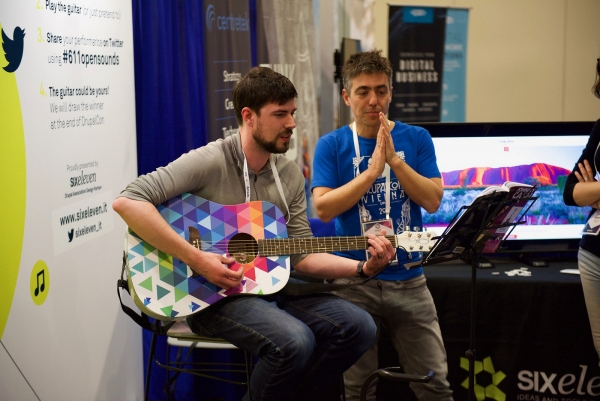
357, 260, 368, 278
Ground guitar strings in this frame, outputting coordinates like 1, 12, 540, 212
186, 235, 431, 247
189, 236, 399, 245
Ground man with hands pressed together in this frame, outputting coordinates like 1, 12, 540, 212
312, 50, 453, 400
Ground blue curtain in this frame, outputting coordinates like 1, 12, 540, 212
133, 0, 207, 176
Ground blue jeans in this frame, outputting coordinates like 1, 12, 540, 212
579, 247, 600, 363
188, 290, 377, 401
332, 274, 453, 401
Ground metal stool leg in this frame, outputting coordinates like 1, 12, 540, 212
339, 374, 346, 401
145, 332, 158, 401
243, 351, 253, 397
163, 341, 197, 400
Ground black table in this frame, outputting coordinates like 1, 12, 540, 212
376, 260, 600, 401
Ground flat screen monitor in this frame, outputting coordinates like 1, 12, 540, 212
413, 121, 595, 254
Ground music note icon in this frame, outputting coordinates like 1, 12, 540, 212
34, 270, 45, 296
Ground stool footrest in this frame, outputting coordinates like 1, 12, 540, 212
359, 367, 435, 401
376, 367, 434, 383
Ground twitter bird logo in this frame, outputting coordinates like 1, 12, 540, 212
2, 26, 25, 73
68, 229, 74, 242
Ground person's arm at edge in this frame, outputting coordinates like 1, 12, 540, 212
573, 181, 600, 208
572, 159, 600, 208
564, 120, 600, 208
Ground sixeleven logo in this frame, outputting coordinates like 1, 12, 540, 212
461, 356, 506, 401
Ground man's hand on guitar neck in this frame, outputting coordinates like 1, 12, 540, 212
187, 250, 244, 289
362, 231, 396, 276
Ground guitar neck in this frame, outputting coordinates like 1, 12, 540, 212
257, 235, 398, 257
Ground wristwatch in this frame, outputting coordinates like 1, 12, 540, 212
357, 260, 368, 278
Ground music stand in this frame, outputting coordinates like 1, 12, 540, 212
415, 187, 538, 401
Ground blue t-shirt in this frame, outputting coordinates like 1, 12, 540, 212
312, 122, 440, 281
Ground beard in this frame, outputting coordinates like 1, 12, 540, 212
253, 123, 292, 154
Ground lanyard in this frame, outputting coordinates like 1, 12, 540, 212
595, 140, 600, 181
351, 122, 391, 221
242, 153, 290, 223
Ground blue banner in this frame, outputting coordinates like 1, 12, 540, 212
441, 9, 469, 122
388, 6, 446, 123
388, 6, 469, 123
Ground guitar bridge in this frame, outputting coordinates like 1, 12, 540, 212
188, 226, 201, 249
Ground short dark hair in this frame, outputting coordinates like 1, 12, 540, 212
233, 67, 298, 125
593, 58, 600, 99
342, 49, 393, 93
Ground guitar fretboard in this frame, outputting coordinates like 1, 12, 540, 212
257, 235, 399, 256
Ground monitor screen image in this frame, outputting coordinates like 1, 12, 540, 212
415, 122, 595, 253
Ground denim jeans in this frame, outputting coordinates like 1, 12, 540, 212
332, 274, 453, 401
187, 290, 377, 401
579, 247, 600, 363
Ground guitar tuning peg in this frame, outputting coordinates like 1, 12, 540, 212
413, 226, 420, 232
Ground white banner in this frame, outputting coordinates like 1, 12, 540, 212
0, 1, 141, 400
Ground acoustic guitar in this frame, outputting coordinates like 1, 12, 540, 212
126, 193, 437, 319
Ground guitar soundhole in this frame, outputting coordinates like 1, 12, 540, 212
228, 233, 258, 264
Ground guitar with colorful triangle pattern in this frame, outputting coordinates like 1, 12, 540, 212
125, 193, 437, 320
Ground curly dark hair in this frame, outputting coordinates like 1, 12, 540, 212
342, 49, 393, 93
233, 67, 297, 125
593, 58, 600, 99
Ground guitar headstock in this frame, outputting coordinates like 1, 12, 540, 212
394, 230, 439, 253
